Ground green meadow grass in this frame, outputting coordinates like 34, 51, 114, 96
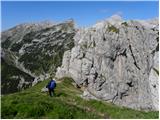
1, 77, 159, 119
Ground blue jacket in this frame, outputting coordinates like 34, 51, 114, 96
47, 80, 56, 90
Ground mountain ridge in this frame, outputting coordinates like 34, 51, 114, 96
1, 20, 75, 94
1, 16, 159, 111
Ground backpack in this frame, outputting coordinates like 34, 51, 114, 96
49, 80, 56, 89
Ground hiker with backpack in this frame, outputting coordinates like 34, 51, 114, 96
46, 78, 56, 97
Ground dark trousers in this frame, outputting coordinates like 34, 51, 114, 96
49, 89, 54, 97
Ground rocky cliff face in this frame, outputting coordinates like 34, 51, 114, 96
1, 20, 75, 94
56, 16, 159, 111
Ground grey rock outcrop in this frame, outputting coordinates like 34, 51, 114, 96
41, 87, 49, 92
56, 16, 159, 111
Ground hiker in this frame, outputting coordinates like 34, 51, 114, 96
46, 78, 56, 97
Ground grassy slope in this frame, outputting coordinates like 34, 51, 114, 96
1, 77, 159, 119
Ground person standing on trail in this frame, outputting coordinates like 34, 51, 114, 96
46, 78, 56, 97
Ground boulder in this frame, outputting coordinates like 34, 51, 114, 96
41, 87, 48, 92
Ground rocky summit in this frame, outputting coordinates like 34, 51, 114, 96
1, 20, 75, 94
56, 15, 159, 111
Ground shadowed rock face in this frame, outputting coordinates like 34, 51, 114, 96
1, 20, 75, 94
56, 16, 159, 111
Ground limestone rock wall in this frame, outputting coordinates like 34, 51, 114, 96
56, 16, 159, 111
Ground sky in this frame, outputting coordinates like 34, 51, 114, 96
1, 1, 159, 31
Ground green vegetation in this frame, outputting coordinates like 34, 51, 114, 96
81, 42, 89, 50
17, 43, 67, 75
52, 51, 63, 72
121, 22, 128, 27
153, 67, 159, 75
1, 77, 159, 119
93, 41, 96, 47
16, 26, 75, 76
2, 37, 12, 49
10, 42, 23, 52
18, 52, 43, 74
1, 58, 34, 94
23, 32, 36, 43
83, 43, 88, 49
108, 25, 119, 33
67, 40, 75, 49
